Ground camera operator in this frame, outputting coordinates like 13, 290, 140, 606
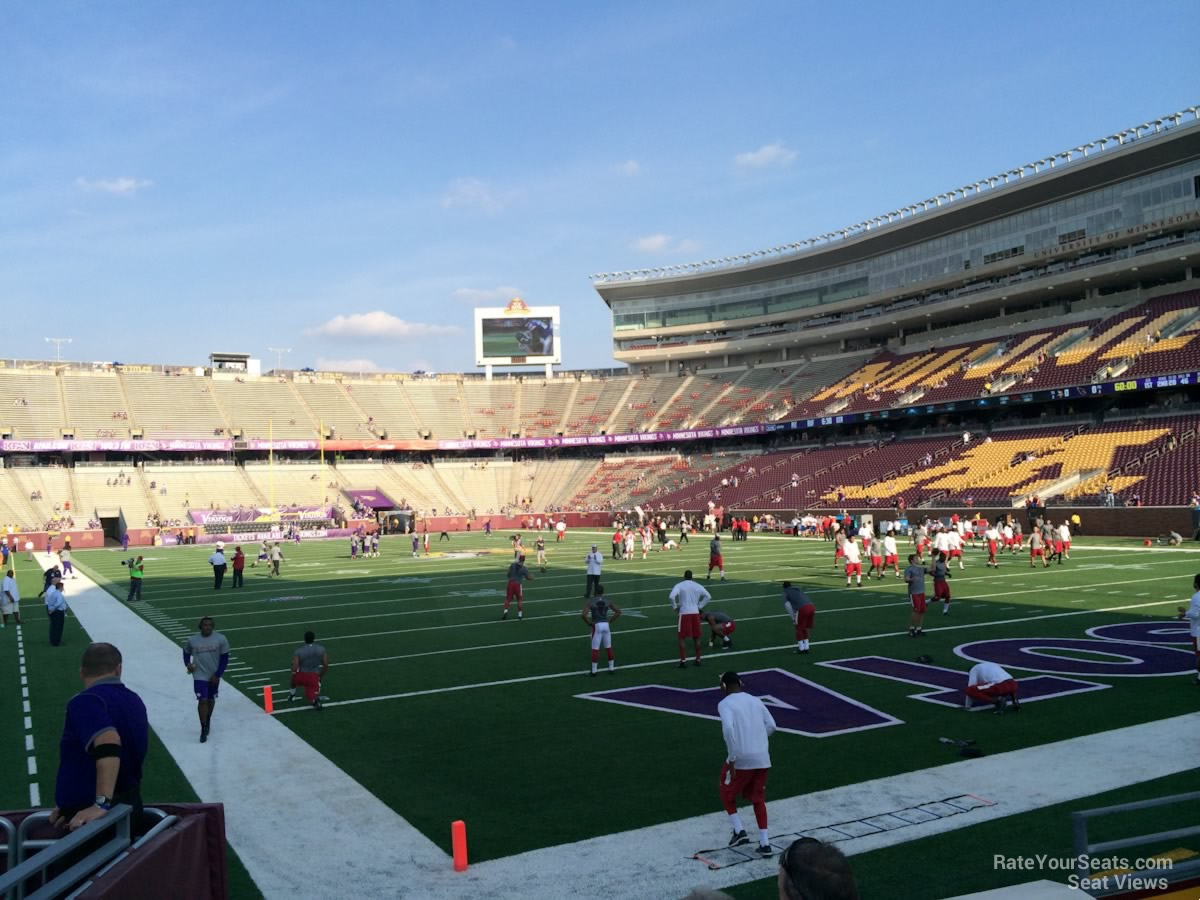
123, 556, 145, 602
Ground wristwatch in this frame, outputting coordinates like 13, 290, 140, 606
95, 795, 112, 810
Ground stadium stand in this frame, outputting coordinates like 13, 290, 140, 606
0, 469, 45, 530
291, 379, 373, 437
120, 371, 230, 437
462, 379, 520, 438
145, 463, 266, 522
516, 378, 573, 437
607, 375, 676, 434
242, 463, 331, 510
0, 370, 66, 438
212, 378, 318, 439
336, 381, 414, 438
61, 372, 131, 438
563, 376, 629, 435
73, 466, 158, 527
9, 465, 77, 526
399, 380, 467, 439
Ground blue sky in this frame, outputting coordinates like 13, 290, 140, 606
2, 1, 1197, 373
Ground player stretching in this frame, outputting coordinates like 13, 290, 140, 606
1177, 573, 1200, 684
183, 617, 229, 744
703, 611, 736, 650
904, 554, 927, 638
707, 535, 725, 581
581, 587, 621, 676
928, 551, 951, 615
883, 532, 901, 577
782, 581, 814, 654
288, 630, 329, 710
670, 569, 711, 667
843, 536, 862, 588
717, 671, 776, 857
965, 661, 1020, 713
502, 555, 533, 620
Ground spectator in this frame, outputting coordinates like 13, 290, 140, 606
777, 837, 859, 900
49, 643, 149, 833
125, 556, 145, 602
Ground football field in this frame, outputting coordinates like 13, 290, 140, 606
24, 532, 1200, 896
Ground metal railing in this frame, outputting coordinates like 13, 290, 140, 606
0, 806, 172, 900
1071, 790, 1200, 887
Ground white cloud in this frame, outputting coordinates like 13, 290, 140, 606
617, 159, 640, 176
633, 233, 672, 253
454, 285, 523, 305
75, 176, 154, 196
734, 142, 797, 171
316, 357, 380, 372
440, 177, 517, 213
632, 234, 699, 254
306, 311, 461, 341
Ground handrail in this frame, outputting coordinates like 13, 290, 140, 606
1, 806, 132, 899
1070, 790, 1200, 885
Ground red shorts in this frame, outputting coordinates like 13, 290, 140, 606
845, 562, 861, 575
678, 612, 702, 639
290, 671, 321, 703
966, 679, 1019, 703
1064, 540, 1071, 551
870, 555, 883, 567
949, 549, 962, 558
709, 555, 723, 570
987, 541, 997, 556
505, 580, 523, 602
934, 581, 951, 601
885, 554, 898, 565
910, 592, 927, 613
1053, 541, 1063, 554
835, 548, 844, 559
793, 604, 815, 638
1030, 548, 1043, 558
713, 619, 736, 636
719, 763, 769, 813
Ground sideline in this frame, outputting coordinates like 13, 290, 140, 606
37, 555, 447, 897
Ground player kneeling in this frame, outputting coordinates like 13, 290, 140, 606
660, 537, 682, 552
288, 631, 329, 711
581, 587, 621, 676
704, 611, 736, 650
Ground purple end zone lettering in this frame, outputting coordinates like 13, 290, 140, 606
955, 638, 1194, 677
818, 656, 1107, 709
1086, 621, 1194, 647
576, 668, 900, 738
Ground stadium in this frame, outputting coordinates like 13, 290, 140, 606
3, 104, 1200, 900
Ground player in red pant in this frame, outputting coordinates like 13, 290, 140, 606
703, 611, 736, 650
965, 661, 1020, 713
288, 631, 329, 710
502, 555, 534, 620
717, 671, 776, 857
782, 582, 815, 654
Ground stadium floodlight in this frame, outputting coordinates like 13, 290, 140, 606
267, 347, 292, 370
44, 337, 72, 362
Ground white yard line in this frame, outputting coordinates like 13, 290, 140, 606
39, 556, 447, 898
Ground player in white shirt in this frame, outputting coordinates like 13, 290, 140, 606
1057, 522, 1072, 560
717, 671, 777, 857
883, 534, 901, 576
623, 528, 635, 561
842, 538, 862, 587
1001, 523, 1014, 553
965, 661, 1020, 713
947, 529, 964, 569
1, 568, 21, 625
933, 529, 951, 557
640, 526, 652, 560
670, 570, 711, 667
857, 524, 874, 542
984, 525, 1001, 567
1177, 574, 1200, 685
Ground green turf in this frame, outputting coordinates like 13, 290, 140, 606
0, 562, 262, 899
723, 767, 1200, 899
68, 532, 1200, 888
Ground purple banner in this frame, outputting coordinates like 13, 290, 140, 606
0, 439, 233, 453
344, 489, 397, 509
164, 527, 353, 545
187, 505, 333, 525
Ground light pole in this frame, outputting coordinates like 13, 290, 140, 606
44, 337, 72, 362
267, 347, 292, 371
